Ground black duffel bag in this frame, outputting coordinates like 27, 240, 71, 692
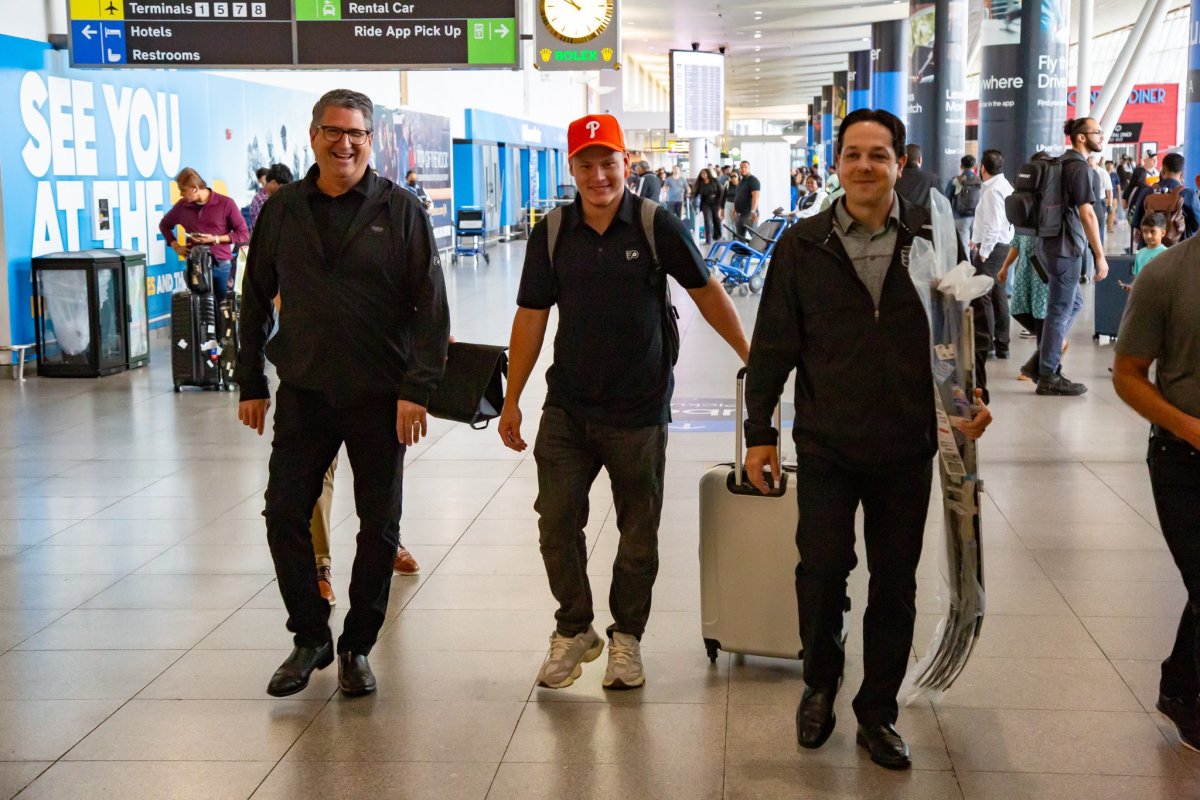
428, 342, 508, 429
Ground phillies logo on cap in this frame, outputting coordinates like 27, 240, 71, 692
568, 114, 626, 159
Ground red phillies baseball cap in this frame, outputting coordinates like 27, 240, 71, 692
567, 114, 626, 159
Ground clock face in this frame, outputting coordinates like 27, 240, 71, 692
540, 0, 614, 44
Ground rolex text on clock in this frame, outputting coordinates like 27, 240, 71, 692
540, 0, 615, 44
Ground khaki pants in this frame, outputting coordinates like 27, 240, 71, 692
310, 456, 337, 568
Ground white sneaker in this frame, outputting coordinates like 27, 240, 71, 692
602, 632, 645, 690
536, 627, 604, 689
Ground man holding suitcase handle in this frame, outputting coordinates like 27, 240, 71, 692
743, 109, 992, 770
499, 114, 749, 691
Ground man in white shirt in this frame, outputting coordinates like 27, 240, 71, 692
970, 149, 1015, 359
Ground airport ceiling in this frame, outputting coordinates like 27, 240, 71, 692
618, 0, 1179, 120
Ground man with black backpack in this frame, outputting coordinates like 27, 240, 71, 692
1132, 152, 1200, 247
1007, 118, 1109, 396
946, 155, 982, 250
497, 113, 749, 693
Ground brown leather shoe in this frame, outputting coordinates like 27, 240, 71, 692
393, 546, 420, 575
317, 565, 336, 605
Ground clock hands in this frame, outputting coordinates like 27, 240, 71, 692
565, 0, 582, 9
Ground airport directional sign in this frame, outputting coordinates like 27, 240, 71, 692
67, 0, 520, 69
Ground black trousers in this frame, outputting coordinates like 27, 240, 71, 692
795, 453, 933, 725
1149, 435, 1200, 700
700, 204, 721, 245
974, 247, 1011, 356
264, 383, 405, 654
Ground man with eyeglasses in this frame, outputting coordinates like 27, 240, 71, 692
1034, 117, 1109, 396
235, 88, 450, 699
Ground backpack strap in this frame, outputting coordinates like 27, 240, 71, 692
545, 205, 566, 271
638, 197, 661, 265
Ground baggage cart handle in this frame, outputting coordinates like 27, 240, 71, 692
734, 367, 782, 488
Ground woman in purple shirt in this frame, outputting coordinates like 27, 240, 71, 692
158, 167, 249, 301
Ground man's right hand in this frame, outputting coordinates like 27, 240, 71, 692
1094, 254, 1110, 282
238, 399, 270, 436
498, 403, 525, 452
744, 444, 780, 495
171, 242, 188, 259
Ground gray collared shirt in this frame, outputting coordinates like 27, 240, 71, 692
832, 193, 901, 307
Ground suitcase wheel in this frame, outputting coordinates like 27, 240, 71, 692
173, 385, 181, 393
703, 638, 720, 664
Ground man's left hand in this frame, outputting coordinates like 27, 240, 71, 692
954, 388, 992, 440
396, 400, 428, 446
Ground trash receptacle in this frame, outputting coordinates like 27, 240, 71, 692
31, 250, 130, 378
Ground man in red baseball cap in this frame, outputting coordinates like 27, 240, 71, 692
498, 113, 751, 692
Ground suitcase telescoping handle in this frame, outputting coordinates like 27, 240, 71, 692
734, 367, 784, 492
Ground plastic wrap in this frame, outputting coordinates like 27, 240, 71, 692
901, 191, 992, 703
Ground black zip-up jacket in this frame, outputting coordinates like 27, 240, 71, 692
744, 197, 939, 467
235, 166, 449, 406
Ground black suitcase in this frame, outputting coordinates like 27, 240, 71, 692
1093, 254, 1135, 341
171, 291, 222, 391
217, 295, 239, 389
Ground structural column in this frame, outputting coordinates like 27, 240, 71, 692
978, 0, 1071, 180
871, 19, 908, 121
849, 50, 873, 113
1187, 0, 1200, 178
907, 0, 967, 180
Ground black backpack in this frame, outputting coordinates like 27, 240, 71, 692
186, 245, 214, 294
1005, 153, 1064, 238
952, 172, 983, 216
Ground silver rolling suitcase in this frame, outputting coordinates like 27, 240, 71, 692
699, 368, 803, 663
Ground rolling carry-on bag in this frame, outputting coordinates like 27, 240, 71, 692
217, 294, 239, 389
699, 367, 804, 663
171, 290, 221, 392
1093, 253, 1135, 341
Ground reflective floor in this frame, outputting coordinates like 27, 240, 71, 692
0, 227, 1196, 799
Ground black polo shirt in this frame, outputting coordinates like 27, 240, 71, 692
517, 190, 710, 427
734, 174, 761, 214
304, 172, 369, 261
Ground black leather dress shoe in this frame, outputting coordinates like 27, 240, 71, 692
856, 722, 911, 770
338, 651, 377, 696
795, 686, 837, 749
267, 642, 333, 697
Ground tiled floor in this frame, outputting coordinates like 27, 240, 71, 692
0, 229, 1197, 799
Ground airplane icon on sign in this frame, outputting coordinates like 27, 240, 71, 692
105, 2, 118, 13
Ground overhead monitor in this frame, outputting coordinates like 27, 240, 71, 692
670, 49, 724, 139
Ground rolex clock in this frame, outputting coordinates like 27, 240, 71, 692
535, 0, 621, 70
540, 0, 614, 44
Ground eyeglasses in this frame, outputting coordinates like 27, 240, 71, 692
316, 125, 371, 144
1083, 129, 1104, 136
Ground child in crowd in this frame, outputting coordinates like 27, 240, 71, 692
1133, 212, 1168, 277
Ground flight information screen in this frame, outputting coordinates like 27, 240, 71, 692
670, 50, 724, 139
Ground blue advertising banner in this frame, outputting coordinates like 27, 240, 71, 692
872, 19, 908, 122
849, 50, 873, 113
1, 34, 452, 346
1186, 0, 1200, 182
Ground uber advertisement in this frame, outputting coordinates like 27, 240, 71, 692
1, 33, 451, 346
908, 0, 966, 180
977, 0, 1071, 179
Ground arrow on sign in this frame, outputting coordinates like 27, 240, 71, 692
494, 22, 510, 38
81, 24, 97, 39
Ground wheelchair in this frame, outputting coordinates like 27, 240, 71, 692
704, 216, 789, 294
451, 206, 489, 265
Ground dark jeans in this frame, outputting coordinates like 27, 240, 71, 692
975, 247, 1011, 356
212, 261, 232, 305
264, 383, 405, 654
735, 211, 755, 241
533, 405, 666, 640
795, 453, 933, 725
1038, 255, 1085, 377
701, 204, 721, 245
1149, 434, 1200, 699
668, 201, 684, 219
